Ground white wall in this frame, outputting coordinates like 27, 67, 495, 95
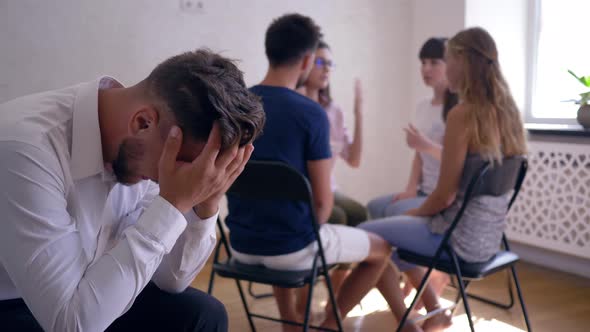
0, 0, 416, 205
336, 0, 467, 202
409, 0, 466, 109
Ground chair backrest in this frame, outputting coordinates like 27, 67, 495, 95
459, 155, 528, 210
439, 155, 528, 256
227, 160, 314, 203
224, 161, 327, 260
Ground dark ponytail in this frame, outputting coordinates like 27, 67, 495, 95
442, 89, 459, 121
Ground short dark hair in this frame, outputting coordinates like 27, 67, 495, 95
419, 37, 447, 60
265, 13, 322, 67
145, 49, 265, 149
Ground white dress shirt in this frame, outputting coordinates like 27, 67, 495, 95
0, 77, 218, 332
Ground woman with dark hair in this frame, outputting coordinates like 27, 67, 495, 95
351, 27, 528, 332
368, 37, 458, 220
298, 41, 367, 293
366, 37, 457, 302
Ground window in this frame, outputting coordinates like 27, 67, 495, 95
528, 0, 590, 123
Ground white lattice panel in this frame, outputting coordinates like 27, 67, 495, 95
507, 141, 590, 259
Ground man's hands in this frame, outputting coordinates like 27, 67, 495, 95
158, 123, 253, 217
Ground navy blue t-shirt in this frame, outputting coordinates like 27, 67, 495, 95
225, 85, 332, 256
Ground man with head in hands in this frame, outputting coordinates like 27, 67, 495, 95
0, 49, 265, 332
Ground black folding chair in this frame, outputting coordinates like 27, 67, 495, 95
396, 156, 532, 332
207, 161, 343, 332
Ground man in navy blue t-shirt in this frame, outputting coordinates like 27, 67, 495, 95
225, 13, 392, 331
227, 85, 332, 255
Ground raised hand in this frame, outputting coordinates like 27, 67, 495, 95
353, 78, 363, 115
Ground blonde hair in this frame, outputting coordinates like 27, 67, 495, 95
448, 27, 527, 163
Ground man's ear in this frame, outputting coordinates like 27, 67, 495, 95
301, 52, 315, 72
129, 106, 159, 135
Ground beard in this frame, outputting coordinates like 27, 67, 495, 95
111, 137, 146, 185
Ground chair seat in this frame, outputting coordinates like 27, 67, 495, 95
213, 258, 325, 288
397, 249, 520, 280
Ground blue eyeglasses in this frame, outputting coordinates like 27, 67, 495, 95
315, 58, 334, 69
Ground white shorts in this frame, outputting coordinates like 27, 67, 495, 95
231, 224, 371, 271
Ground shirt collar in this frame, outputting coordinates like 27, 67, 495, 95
70, 76, 123, 181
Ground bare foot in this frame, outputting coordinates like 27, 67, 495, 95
422, 310, 452, 332
399, 319, 424, 332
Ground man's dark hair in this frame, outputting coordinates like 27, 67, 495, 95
265, 13, 322, 67
145, 49, 265, 149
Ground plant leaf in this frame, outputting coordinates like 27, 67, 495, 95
568, 69, 590, 87
568, 69, 582, 81
580, 91, 590, 105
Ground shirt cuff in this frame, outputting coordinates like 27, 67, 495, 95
184, 208, 218, 233
137, 196, 187, 253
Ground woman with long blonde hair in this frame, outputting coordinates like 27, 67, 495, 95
324, 27, 527, 332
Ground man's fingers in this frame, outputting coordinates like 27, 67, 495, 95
242, 144, 254, 165
226, 145, 253, 186
159, 126, 183, 174
215, 144, 239, 169
227, 144, 253, 183
196, 122, 222, 165
223, 147, 244, 174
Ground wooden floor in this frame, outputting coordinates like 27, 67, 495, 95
193, 262, 590, 332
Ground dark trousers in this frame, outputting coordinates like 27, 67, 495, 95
0, 283, 228, 332
327, 191, 369, 227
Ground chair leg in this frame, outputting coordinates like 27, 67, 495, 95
451, 254, 475, 332
510, 265, 533, 332
448, 269, 515, 309
247, 282, 274, 299
235, 279, 257, 332
396, 267, 435, 332
207, 269, 215, 295
323, 270, 344, 332
450, 279, 468, 317
303, 274, 317, 332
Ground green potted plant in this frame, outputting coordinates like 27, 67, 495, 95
567, 70, 590, 128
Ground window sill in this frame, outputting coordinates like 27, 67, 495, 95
525, 123, 590, 137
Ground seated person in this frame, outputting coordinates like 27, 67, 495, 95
358, 27, 528, 332
297, 39, 369, 294
225, 13, 391, 332
368, 37, 457, 219
367, 37, 458, 303
298, 40, 368, 228
0, 50, 265, 332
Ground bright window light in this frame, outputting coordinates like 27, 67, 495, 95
532, 0, 590, 119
